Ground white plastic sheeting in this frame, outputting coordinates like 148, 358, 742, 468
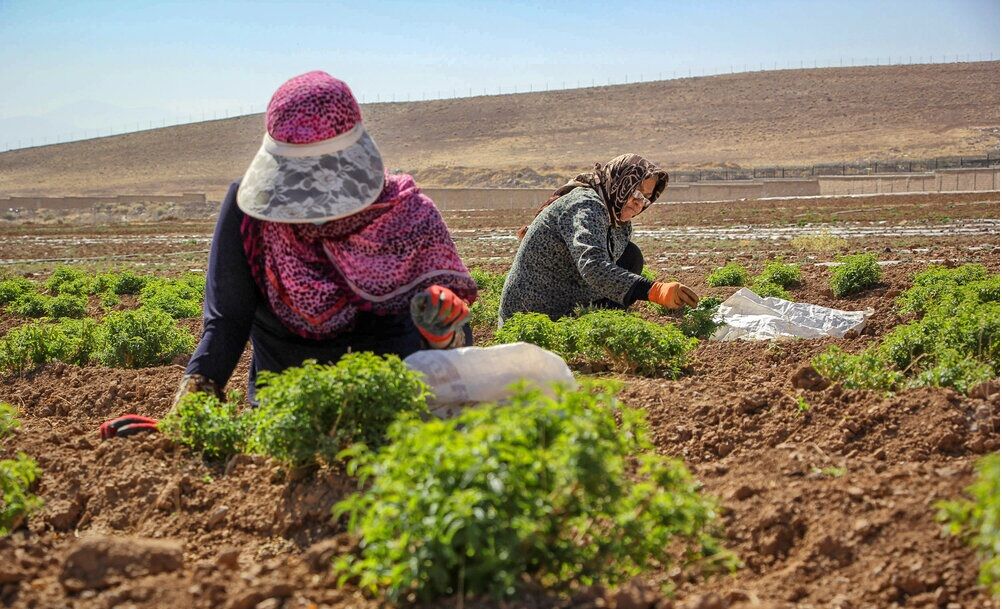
404, 342, 576, 416
711, 288, 873, 341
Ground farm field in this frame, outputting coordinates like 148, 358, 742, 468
0, 191, 998, 609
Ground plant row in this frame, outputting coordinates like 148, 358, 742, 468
494, 309, 698, 377
0, 308, 196, 374
705, 259, 801, 299
160, 356, 728, 601
0, 266, 204, 321
704, 254, 881, 299
813, 264, 999, 393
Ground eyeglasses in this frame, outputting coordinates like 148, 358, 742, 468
630, 189, 653, 210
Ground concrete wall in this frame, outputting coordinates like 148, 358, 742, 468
662, 179, 821, 202
426, 168, 997, 209
0, 193, 207, 211
2, 168, 996, 212
422, 188, 552, 211
818, 168, 999, 196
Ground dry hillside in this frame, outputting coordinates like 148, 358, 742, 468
0, 62, 997, 198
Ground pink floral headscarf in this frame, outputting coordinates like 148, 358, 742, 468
241, 172, 477, 339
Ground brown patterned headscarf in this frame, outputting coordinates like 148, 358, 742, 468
518, 154, 668, 239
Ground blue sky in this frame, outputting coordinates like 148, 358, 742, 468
0, 0, 998, 148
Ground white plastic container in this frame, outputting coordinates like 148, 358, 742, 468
404, 342, 576, 417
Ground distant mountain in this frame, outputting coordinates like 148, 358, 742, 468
0, 62, 997, 197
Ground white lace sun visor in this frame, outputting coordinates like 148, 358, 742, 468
236, 123, 386, 223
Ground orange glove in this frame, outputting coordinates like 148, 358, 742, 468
410, 285, 470, 348
648, 282, 699, 309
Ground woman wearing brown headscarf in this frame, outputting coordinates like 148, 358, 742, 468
499, 154, 698, 324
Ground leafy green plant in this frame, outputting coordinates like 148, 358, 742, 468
88, 273, 115, 295
497, 310, 697, 377
159, 392, 246, 460
830, 253, 881, 297
755, 259, 801, 288
565, 310, 697, 377
178, 273, 206, 295
813, 264, 999, 393
641, 266, 657, 282
907, 349, 995, 395
45, 266, 91, 296
749, 280, 791, 300
812, 345, 903, 391
334, 385, 727, 601
677, 297, 724, 340
468, 268, 506, 331
89, 270, 151, 298
0, 453, 43, 537
0, 318, 101, 374
52, 318, 103, 366
0, 403, 19, 439
97, 308, 195, 368
139, 279, 202, 319
937, 452, 999, 597
0, 403, 41, 537
99, 291, 121, 311
109, 270, 149, 295
795, 395, 811, 413
46, 293, 88, 319
706, 263, 748, 287
8, 292, 51, 318
0, 323, 61, 374
897, 265, 992, 315
494, 312, 564, 353
245, 354, 429, 468
0, 278, 36, 305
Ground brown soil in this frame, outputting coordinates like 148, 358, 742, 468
0, 237, 998, 608
1, 63, 998, 197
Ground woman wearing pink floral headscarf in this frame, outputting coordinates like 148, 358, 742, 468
110, 71, 476, 429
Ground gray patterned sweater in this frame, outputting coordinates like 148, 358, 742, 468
499, 187, 649, 324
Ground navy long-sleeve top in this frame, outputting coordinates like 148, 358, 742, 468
185, 181, 456, 399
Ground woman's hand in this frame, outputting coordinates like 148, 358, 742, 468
410, 285, 470, 349
648, 281, 699, 309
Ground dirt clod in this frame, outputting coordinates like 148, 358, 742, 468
791, 365, 829, 391
215, 547, 241, 570
611, 580, 660, 609
59, 535, 183, 591
207, 506, 229, 529
967, 378, 999, 400
225, 583, 294, 609
726, 485, 757, 501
